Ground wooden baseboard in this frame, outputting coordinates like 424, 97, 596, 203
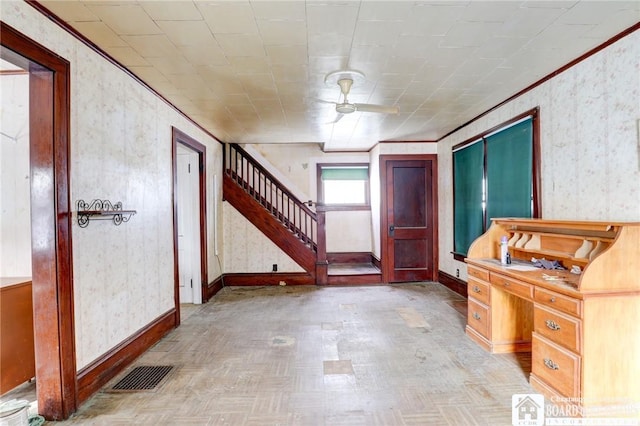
371, 255, 381, 270
438, 270, 467, 298
76, 309, 177, 403
204, 276, 223, 302
465, 326, 492, 352
222, 272, 314, 286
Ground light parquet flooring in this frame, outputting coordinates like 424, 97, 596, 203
29, 284, 535, 425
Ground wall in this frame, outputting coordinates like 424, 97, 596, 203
369, 145, 382, 259
0, 72, 31, 277
222, 204, 304, 274
1, 1, 223, 369
438, 30, 640, 281
377, 143, 438, 156
325, 210, 372, 253
247, 143, 321, 203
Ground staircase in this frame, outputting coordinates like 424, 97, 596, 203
223, 144, 318, 274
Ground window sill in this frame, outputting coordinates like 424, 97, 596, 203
317, 204, 371, 212
452, 252, 467, 262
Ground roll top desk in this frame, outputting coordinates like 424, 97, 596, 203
465, 218, 640, 416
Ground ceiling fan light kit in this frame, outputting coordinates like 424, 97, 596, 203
322, 69, 399, 118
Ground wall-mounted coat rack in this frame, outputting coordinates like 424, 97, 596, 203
76, 199, 136, 228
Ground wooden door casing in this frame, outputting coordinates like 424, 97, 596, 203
380, 155, 438, 283
1, 22, 76, 419
172, 127, 208, 315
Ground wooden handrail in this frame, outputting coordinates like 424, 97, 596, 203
224, 143, 318, 252
227, 144, 317, 217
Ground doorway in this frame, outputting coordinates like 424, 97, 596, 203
1, 23, 75, 420
171, 128, 207, 323
380, 155, 438, 283
176, 144, 202, 304
1, 53, 34, 395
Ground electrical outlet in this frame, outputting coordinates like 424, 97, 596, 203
272, 264, 277, 272
456, 268, 460, 278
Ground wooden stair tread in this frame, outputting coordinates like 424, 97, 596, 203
328, 263, 381, 276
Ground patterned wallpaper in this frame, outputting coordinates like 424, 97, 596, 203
2, 1, 223, 369
438, 30, 640, 281
223, 204, 304, 273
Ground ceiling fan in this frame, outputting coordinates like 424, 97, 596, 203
320, 70, 399, 122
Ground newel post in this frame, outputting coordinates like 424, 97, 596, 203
315, 206, 328, 285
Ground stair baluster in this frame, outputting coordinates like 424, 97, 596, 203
224, 143, 317, 254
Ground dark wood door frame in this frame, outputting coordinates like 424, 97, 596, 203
1, 23, 76, 419
171, 127, 208, 321
379, 154, 439, 283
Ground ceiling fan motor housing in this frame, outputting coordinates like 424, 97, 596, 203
336, 103, 357, 114
337, 78, 354, 95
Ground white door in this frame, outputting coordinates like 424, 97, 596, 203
176, 145, 202, 304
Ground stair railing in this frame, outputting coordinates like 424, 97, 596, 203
224, 143, 317, 252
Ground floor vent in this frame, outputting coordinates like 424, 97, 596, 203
111, 366, 173, 391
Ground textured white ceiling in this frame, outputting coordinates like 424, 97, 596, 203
38, 1, 640, 151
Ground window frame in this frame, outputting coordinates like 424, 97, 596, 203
452, 108, 541, 261
317, 163, 371, 211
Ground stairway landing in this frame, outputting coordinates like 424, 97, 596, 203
327, 262, 382, 285
328, 262, 380, 276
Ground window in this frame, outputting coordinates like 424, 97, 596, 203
317, 164, 370, 209
452, 109, 540, 258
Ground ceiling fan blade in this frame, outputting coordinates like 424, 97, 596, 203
326, 114, 344, 124
313, 98, 338, 105
353, 103, 399, 114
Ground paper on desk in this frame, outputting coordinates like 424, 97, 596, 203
505, 265, 540, 272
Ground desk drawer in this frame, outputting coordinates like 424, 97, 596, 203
490, 273, 533, 300
532, 333, 580, 397
534, 305, 581, 353
468, 265, 489, 282
534, 287, 582, 317
467, 299, 490, 339
468, 277, 490, 305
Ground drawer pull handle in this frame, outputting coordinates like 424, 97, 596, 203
473, 312, 481, 320
543, 358, 559, 370
503, 281, 510, 286
545, 320, 561, 331
473, 286, 481, 293
550, 297, 556, 303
